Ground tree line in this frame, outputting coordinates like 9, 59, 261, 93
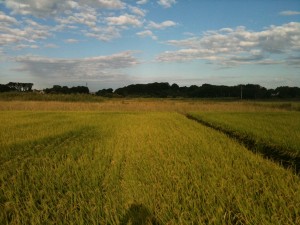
0, 82, 33, 92
43, 85, 89, 94
113, 82, 300, 99
0, 83, 89, 94
1, 82, 300, 99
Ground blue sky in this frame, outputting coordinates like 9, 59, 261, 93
0, 0, 299, 91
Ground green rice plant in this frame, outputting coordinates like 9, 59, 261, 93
188, 112, 300, 170
1, 112, 300, 224
251, 101, 300, 111
0, 99, 288, 112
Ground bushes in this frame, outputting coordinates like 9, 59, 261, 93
44, 85, 89, 94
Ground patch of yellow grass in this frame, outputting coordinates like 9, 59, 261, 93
0, 99, 285, 112
1, 112, 300, 224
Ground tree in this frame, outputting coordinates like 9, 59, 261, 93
275, 86, 300, 98
70, 86, 89, 94
6, 82, 33, 92
23, 83, 33, 91
96, 88, 113, 97
0, 84, 14, 92
44, 85, 89, 94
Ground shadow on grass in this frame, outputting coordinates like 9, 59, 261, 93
120, 203, 162, 225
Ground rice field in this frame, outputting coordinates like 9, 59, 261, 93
1, 100, 300, 224
188, 112, 300, 170
0, 99, 288, 113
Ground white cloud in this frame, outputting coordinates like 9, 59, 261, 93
1, 0, 171, 44
157, 0, 176, 8
91, 0, 125, 9
279, 11, 300, 16
14, 44, 39, 50
85, 26, 121, 41
106, 14, 143, 27
156, 22, 300, 66
129, 6, 146, 17
45, 43, 58, 48
0, 12, 18, 24
5, 0, 75, 17
55, 6, 98, 29
64, 39, 79, 43
14, 51, 139, 81
137, 0, 148, 5
147, 20, 177, 30
0, 13, 51, 47
136, 30, 157, 40
5, 0, 125, 17
0, 33, 21, 46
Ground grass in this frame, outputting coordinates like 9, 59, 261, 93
188, 112, 300, 156
1, 92, 299, 111
0, 92, 105, 102
1, 111, 300, 224
251, 101, 300, 111
188, 112, 300, 174
0, 99, 288, 113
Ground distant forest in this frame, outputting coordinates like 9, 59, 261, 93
1, 82, 300, 99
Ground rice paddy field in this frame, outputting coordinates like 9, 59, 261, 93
188, 112, 300, 170
1, 99, 300, 224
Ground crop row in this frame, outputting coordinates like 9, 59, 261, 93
188, 112, 300, 172
1, 112, 300, 224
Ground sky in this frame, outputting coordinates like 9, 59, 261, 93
0, 0, 300, 91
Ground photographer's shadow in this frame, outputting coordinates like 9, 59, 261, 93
120, 203, 162, 225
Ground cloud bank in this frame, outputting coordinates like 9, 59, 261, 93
5, 0, 125, 17
1, 0, 179, 47
14, 51, 139, 82
0, 14, 50, 47
1, 0, 148, 44
157, 22, 300, 66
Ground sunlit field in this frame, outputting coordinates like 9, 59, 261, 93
1, 100, 300, 224
188, 112, 300, 157
188, 112, 300, 174
0, 98, 296, 113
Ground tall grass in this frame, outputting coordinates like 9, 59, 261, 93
188, 112, 300, 157
1, 112, 300, 224
187, 111, 300, 177
0, 99, 287, 113
251, 101, 300, 111
0, 92, 104, 102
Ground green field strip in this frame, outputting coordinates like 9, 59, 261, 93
251, 102, 300, 111
187, 112, 300, 174
1, 112, 300, 224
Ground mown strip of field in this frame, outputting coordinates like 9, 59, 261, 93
1, 112, 300, 224
188, 112, 300, 173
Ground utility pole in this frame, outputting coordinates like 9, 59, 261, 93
240, 85, 243, 100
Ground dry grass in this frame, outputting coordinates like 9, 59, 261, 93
0, 99, 285, 113
1, 112, 300, 224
